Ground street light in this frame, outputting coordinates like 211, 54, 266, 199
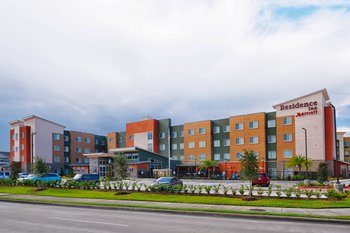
31, 132, 37, 172
302, 128, 308, 178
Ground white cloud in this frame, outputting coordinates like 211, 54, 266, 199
1, 0, 350, 149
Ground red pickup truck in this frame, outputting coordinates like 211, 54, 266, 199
252, 173, 270, 187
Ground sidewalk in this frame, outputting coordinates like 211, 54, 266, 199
0, 192, 349, 217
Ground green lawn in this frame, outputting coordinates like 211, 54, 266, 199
0, 186, 349, 209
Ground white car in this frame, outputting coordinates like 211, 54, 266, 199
0, 171, 10, 179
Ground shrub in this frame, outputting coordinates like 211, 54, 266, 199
131, 182, 137, 191
315, 188, 323, 199
284, 187, 294, 198
124, 182, 130, 191
325, 189, 347, 200
317, 162, 328, 184
266, 184, 273, 197
189, 185, 197, 194
257, 186, 264, 195
212, 184, 221, 194
294, 188, 302, 198
276, 185, 282, 197
183, 184, 189, 194
204, 185, 212, 194
304, 189, 314, 199
239, 185, 245, 196
223, 186, 229, 196
230, 187, 237, 196
197, 185, 204, 194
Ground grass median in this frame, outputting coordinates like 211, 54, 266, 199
0, 186, 349, 209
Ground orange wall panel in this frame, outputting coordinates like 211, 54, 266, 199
324, 106, 335, 161
126, 119, 159, 152
276, 116, 296, 161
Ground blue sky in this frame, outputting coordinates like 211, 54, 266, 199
1, 0, 350, 151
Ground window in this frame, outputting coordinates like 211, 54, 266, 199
188, 129, 195, 136
213, 140, 220, 147
95, 149, 99, 153
267, 135, 276, 143
179, 155, 184, 161
283, 150, 293, 158
159, 144, 166, 151
64, 135, 69, 142
64, 146, 69, 152
223, 125, 230, 132
236, 137, 244, 145
214, 153, 221, 160
198, 128, 206, 134
12, 146, 14, 152
75, 137, 82, 142
199, 154, 206, 161
147, 132, 153, 140
283, 133, 293, 142
199, 141, 206, 148
224, 153, 230, 160
267, 120, 276, 128
54, 145, 61, 152
236, 152, 243, 159
249, 136, 259, 144
75, 147, 82, 153
172, 144, 178, 150
95, 139, 99, 145
101, 141, 105, 146
283, 117, 292, 125
179, 143, 184, 150
109, 138, 113, 143
54, 133, 60, 140
147, 143, 153, 151
159, 132, 166, 139
15, 133, 18, 141
179, 130, 184, 137
235, 123, 243, 130
173, 155, 178, 160
213, 126, 220, 134
85, 138, 90, 143
345, 151, 349, 156
15, 147, 18, 152
85, 158, 89, 163
268, 151, 277, 159
344, 142, 349, 148
21, 132, 24, 138
84, 148, 90, 153
21, 144, 24, 151
171, 131, 177, 138
129, 135, 134, 141
253, 151, 259, 158
64, 157, 69, 163
54, 156, 60, 163
21, 156, 24, 161
188, 155, 195, 161
223, 139, 230, 147
249, 121, 258, 129
76, 158, 82, 163
188, 142, 195, 148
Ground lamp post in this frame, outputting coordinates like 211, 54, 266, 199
302, 128, 308, 178
30, 132, 37, 172
329, 103, 342, 191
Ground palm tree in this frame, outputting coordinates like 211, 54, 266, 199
199, 160, 218, 178
286, 155, 312, 174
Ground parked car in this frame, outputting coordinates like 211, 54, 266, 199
0, 171, 10, 180
72, 174, 100, 184
151, 177, 183, 189
25, 173, 62, 184
252, 173, 270, 187
18, 172, 29, 179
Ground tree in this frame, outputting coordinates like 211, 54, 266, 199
240, 150, 259, 197
199, 160, 217, 178
286, 155, 312, 174
32, 156, 49, 175
317, 162, 328, 183
10, 161, 21, 179
113, 152, 129, 180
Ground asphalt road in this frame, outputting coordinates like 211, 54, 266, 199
0, 202, 349, 233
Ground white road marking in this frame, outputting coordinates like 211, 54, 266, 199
49, 217, 129, 227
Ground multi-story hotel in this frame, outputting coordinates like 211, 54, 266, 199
9, 89, 350, 178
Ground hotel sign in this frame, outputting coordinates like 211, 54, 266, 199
280, 101, 318, 117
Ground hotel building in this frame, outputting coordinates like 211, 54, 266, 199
9, 89, 350, 178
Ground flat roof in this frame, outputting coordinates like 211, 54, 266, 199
22, 115, 66, 128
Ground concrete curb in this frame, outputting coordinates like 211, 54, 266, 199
1, 198, 350, 225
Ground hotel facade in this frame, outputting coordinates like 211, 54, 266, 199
9, 89, 350, 178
